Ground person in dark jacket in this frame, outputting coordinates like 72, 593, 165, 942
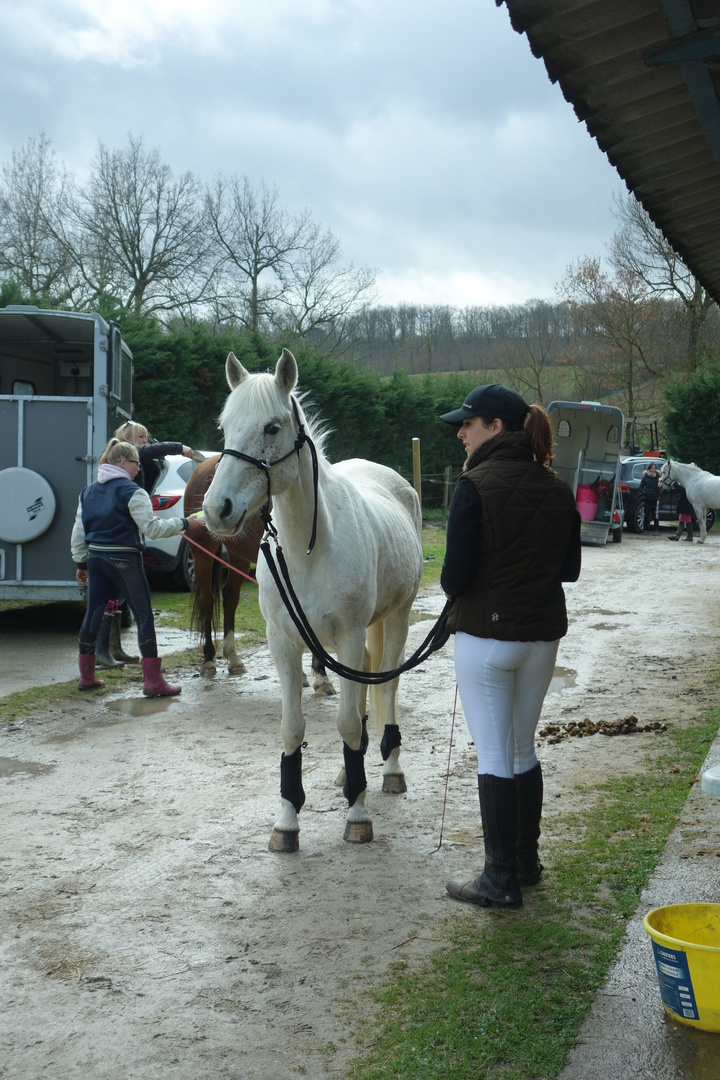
114, 420, 197, 493
639, 461, 661, 534
71, 439, 189, 696
667, 483, 696, 542
439, 384, 581, 909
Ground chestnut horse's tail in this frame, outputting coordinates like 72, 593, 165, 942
190, 547, 224, 639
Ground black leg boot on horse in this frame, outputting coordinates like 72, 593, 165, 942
516, 762, 544, 886
446, 774, 523, 908
95, 614, 124, 669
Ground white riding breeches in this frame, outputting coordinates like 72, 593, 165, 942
454, 632, 559, 779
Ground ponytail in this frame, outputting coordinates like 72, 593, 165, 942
100, 438, 137, 466
524, 404, 554, 466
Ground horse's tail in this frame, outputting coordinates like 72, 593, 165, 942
190, 554, 223, 638
366, 621, 389, 735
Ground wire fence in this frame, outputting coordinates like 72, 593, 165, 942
397, 466, 458, 523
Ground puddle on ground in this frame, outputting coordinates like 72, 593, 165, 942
0, 756, 55, 778
105, 698, 175, 718
43, 696, 175, 744
548, 666, 577, 695
586, 608, 630, 616
410, 609, 436, 623
590, 623, 620, 631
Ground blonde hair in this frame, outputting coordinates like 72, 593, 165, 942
100, 438, 138, 466
114, 420, 147, 443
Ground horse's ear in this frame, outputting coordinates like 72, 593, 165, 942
275, 348, 298, 395
226, 352, 250, 390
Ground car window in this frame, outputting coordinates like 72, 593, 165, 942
176, 460, 196, 485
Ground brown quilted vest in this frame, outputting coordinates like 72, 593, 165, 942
446, 432, 576, 642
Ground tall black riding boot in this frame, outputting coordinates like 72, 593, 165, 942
95, 614, 124, 669
667, 522, 683, 541
516, 763, 543, 885
682, 521, 694, 542
446, 774, 522, 908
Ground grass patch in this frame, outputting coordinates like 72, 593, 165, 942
347, 710, 720, 1080
421, 525, 445, 590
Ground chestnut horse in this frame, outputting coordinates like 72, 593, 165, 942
183, 456, 334, 694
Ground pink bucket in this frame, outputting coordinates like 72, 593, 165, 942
576, 485, 598, 521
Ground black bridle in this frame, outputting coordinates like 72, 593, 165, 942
220, 396, 320, 554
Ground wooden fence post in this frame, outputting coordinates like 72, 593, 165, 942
442, 465, 452, 526
412, 437, 422, 515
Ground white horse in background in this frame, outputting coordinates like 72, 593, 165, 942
203, 348, 423, 852
659, 459, 720, 543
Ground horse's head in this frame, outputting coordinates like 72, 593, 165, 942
658, 459, 673, 490
203, 348, 302, 537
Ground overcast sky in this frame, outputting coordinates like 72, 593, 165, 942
0, 0, 623, 309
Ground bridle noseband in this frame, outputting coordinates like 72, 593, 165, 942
220, 396, 320, 554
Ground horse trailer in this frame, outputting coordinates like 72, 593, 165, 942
547, 400, 625, 545
0, 306, 133, 600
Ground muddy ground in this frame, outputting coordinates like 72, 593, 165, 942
1, 530, 719, 1080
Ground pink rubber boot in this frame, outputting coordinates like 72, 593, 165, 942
78, 654, 105, 690
141, 657, 181, 697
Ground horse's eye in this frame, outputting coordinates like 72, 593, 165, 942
264, 422, 280, 436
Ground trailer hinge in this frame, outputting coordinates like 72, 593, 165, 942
99, 338, 108, 351
99, 384, 109, 398
74, 455, 97, 464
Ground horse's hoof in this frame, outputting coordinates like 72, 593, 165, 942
227, 662, 246, 676
314, 680, 336, 697
382, 774, 407, 794
200, 662, 216, 679
334, 767, 346, 787
343, 821, 373, 844
268, 829, 299, 853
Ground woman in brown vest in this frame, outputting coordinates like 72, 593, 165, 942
439, 385, 581, 908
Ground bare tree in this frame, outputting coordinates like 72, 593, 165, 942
270, 222, 376, 352
206, 175, 311, 332
0, 135, 72, 299
54, 135, 211, 315
494, 301, 561, 403
610, 190, 718, 372
559, 256, 666, 418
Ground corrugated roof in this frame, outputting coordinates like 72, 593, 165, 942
497, 0, 720, 303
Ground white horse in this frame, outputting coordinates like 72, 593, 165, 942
659, 459, 720, 543
203, 348, 423, 851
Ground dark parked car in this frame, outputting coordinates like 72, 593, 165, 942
620, 455, 716, 534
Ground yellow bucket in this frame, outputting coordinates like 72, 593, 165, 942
643, 904, 720, 1033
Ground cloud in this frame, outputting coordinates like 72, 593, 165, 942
0, 0, 345, 66
0, 0, 622, 307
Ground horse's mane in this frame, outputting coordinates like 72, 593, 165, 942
219, 370, 332, 460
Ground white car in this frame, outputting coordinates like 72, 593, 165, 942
143, 451, 215, 590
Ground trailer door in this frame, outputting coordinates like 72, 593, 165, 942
0, 396, 90, 592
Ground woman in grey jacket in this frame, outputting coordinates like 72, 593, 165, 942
71, 439, 189, 697
440, 384, 581, 909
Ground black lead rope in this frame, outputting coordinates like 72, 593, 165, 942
259, 536, 452, 685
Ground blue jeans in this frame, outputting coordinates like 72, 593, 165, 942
79, 549, 157, 658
